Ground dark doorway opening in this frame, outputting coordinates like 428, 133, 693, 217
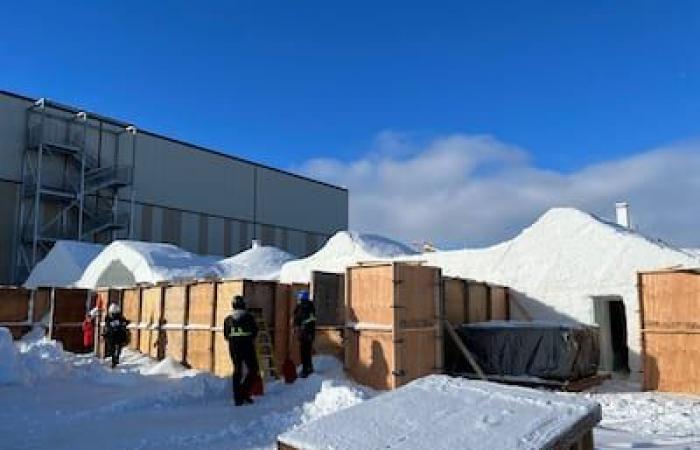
593, 296, 630, 373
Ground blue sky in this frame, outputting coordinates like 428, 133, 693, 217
2, 1, 699, 246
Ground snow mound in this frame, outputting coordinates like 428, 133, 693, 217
216, 245, 296, 281
279, 231, 416, 283
139, 356, 195, 378
77, 240, 220, 288
0, 328, 22, 384
24, 240, 104, 288
412, 207, 700, 374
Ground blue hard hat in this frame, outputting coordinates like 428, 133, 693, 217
297, 290, 310, 302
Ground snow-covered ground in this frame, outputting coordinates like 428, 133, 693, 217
1, 328, 699, 450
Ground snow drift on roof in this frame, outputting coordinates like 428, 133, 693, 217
24, 240, 104, 288
278, 375, 601, 450
76, 241, 220, 289
216, 245, 296, 281
279, 231, 416, 284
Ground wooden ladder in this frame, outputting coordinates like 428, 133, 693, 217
249, 308, 278, 380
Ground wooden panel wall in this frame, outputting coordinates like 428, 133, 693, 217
467, 283, 489, 323
346, 265, 394, 325
640, 271, 700, 393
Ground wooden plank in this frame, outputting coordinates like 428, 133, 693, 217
396, 264, 439, 328
444, 320, 486, 380
213, 330, 233, 377
640, 271, 700, 328
489, 286, 509, 321
187, 329, 214, 372
467, 282, 489, 323
443, 278, 467, 326
122, 288, 142, 350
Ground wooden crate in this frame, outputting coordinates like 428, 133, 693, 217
345, 262, 443, 390
639, 270, 700, 393
311, 271, 345, 326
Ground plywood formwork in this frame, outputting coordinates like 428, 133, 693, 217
163, 284, 188, 363
443, 279, 511, 326
122, 288, 142, 351
345, 262, 443, 390
186, 281, 217, 372
315, 326, 344, 360
489, 285, 509, 321
467, 282, 489, 323
274, 283, 290, 367
639, 270, 700, 393
51, 288, 90, 352
311, 272, 345, 326
139, 286, 165, 359
0, 286, 30, 323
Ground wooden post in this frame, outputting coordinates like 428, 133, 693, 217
48, 288, 56, 339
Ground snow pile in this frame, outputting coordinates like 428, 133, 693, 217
413, 208, 700, 374
0, 328, 23, 384
24, 240, 104, 288
216, 245, 296, 281
280, 375, 601, 450
77, 240, 220, 288
279, 231, 416, 283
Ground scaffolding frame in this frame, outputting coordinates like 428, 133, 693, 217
14, 98, 137, 282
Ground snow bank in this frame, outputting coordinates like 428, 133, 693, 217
24, 240, 104, 288
77, 240, 220, 288
411, 208, 700, 375
280, 375, 601, 450
216, 245, 296, 281
0, 328, 22, 384
279, 231, 416, 284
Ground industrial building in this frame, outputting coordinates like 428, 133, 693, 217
0, 90, 348, 284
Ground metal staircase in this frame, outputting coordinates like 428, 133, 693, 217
14, 98, 137, 282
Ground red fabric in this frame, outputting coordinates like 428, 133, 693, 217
82, 318, 94, 348
248, 373, 264, 396
282, 358, 297, 384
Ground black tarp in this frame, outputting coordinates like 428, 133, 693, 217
446, 321, 599, 381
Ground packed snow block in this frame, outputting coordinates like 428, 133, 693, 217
315, 326, 344, 361
277, 375, 601, 450
452, 321, 599, 381
121, 287, 142, 350
311, 271, 345, 326
163, 284, 188, 364
639, 269, 700, 394
139, 286, 165, 359
345, 262, 443, 390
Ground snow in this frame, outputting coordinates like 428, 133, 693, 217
76, 240, 221, 288
279, 375, 602, 450
216, 245, 296, 281
279, 231, 416, 284
24, 240, 104, 288
410, 208, 700, 375
2, 328, 700, 449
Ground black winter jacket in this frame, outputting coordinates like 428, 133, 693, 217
104, 313, 129, 345
293, 302, 316, 340
223, 310, 259, 350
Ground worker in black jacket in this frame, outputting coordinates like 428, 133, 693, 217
293, 290, 316, 378
103, 303, 130, 368
223, 295, 259, 406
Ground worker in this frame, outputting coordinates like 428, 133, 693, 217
81, 312, 95, 353
293, 290, 316, 378
223, 295, 259, 406
103, 303, 129, 368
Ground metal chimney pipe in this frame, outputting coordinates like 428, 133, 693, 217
615, 202, 630, 228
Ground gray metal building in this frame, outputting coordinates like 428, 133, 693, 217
0, 90, 348, 284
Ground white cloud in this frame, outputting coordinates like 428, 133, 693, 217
298, 133, 700, 248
